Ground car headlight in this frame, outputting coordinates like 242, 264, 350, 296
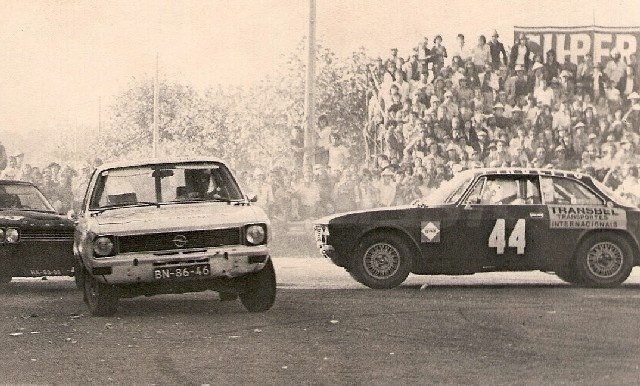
93, 236, 115, 257
5, 228, 19, 243
246, 225, 266, 246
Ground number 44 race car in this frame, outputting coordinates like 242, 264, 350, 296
314, 168, 640, 289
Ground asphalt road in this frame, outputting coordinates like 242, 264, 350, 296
1, 258, 640, 385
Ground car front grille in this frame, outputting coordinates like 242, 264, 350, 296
117, 228, 242, 253
20, 228, 75, 241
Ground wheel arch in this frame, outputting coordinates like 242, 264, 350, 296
575, 229, 640, 266
356, 226, 422, 267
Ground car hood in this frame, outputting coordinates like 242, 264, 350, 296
90, 203, 267, 235
0, 209, 73, 227
315, 203, 454, 225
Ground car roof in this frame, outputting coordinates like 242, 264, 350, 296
470, 167, 589, 181
94, 157, 228, 173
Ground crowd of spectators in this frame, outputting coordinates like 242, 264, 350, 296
3, 31, 640, 224
0, 149, 97, 214
248, 31, 640, 222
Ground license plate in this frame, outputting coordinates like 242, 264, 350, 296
153, 264, 211, 280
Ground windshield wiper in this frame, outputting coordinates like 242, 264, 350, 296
94, 201, 161, 214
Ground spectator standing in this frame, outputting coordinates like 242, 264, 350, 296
489, 30, 508, 70
544, 50, 562, 84
604, 49, 627, 86
471, 35, 491, 72
431, 35, 447, 70
617, 66, 638, 99
510, 33, 531, 71
0, 155, 22, 180
451, 34, 471, 63
377, 169, 397, 206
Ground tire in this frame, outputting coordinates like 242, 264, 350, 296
575, 233, 634, 288
74, 261, 84, 290
350, 233, 412, 289
555, 267, 583, 285
240, 259, 276, 312
83, 270, 119, 316
218, 292, 238, 302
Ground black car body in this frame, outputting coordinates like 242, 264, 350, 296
0, 180, 75, 282
314, 168, 640, 288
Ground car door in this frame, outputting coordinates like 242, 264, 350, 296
453, 174, 549, 270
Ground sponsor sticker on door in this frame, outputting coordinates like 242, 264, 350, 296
421, 221, 440, 243
548, 205, 627, 229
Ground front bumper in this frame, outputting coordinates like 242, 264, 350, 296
86, 245, 269, 285
318, 244, 335, 259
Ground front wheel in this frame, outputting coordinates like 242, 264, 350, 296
83, 270, 119, 316
350, 233, 412, 289
575, 234, 634, 288
240, 259, 276, 312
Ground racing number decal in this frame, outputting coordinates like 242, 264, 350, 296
488, 219, 526, 255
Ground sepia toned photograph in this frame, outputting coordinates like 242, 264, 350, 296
1, 0, 640, 384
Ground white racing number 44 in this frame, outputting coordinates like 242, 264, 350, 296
488, 219, 526, 254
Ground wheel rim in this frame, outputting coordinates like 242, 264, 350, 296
363, 242, 401, 280
586, 242, 624, 279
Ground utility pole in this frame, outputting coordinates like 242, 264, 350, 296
98, 96, 102, 136
302, 0, 316, 171
153, 53, 159, 158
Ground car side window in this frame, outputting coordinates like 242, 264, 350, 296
540, 176, 603, 205
469, 176, 541, 205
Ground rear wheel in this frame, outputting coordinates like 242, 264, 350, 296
575, 234, 634, 288
351, 233, 412, 289
555, 261, 583, 285
240, 259, 276, 312
218, 292, 238, 302
83, 270, 119, 316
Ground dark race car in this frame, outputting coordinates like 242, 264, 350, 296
314, 168, 640, 289
0, 180, 75, 283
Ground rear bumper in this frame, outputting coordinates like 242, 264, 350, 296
86, 245, 269, 285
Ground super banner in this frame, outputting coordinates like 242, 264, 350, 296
514, 26, 640, 64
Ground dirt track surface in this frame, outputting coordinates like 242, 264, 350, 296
1, 258, 640, 385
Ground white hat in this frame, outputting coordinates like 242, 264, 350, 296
493, 103, 505, 110
381, 168, 394, 176
628, 91, 640, 100
515, 64, 525, 72
532, 62, 544, 72
446, 143, 457, 151
588, 133, 597, 139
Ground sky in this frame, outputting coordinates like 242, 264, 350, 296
1, 0, 639, 142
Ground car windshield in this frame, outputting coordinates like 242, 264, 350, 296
417, 170, 476, 205
0, 184, 55, 211
89, 162, 244, 210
